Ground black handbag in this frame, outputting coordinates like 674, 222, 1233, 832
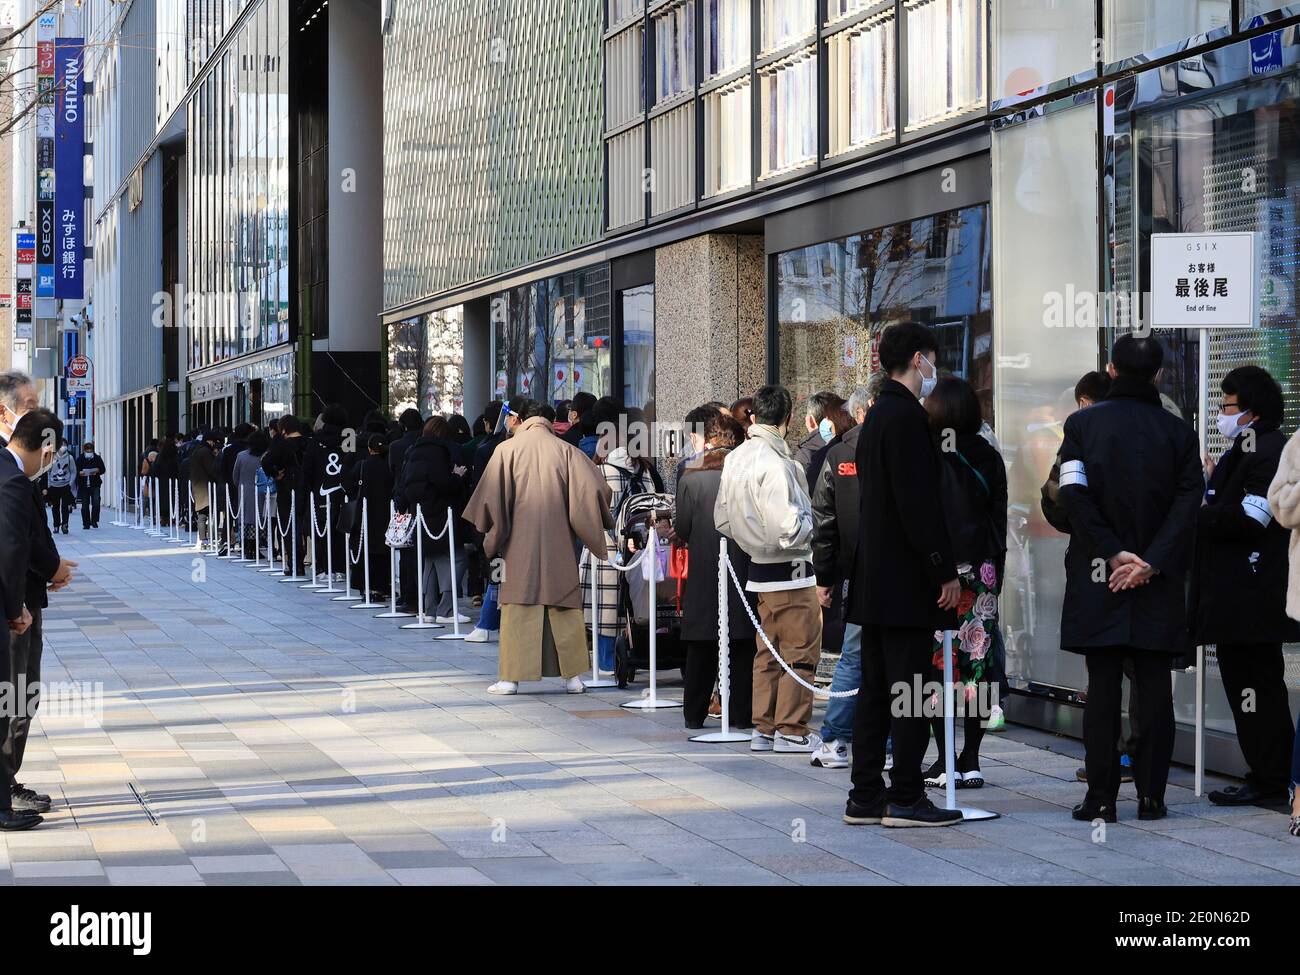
340, 498, 362, 536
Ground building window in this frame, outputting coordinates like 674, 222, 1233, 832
774, 202, 992, 426
608, 126, 646, 228
703, 77, 751, 195
1103, 0, 1229, 63
759, 47, 817, 179
827, 0, 876, 24
827, 10, 896, 156
606, 23, 645, 130
654, 1, 695, 103
1244, 1, 1294, 25
387, 317, 421, 414
651, 102, 695, 215
993, 0, 1094, 100
608, 0, 645, 29
761, 0, 815, 54
705, 0, 750, 78
905, 0, 986, 130
620, 284, 656, 417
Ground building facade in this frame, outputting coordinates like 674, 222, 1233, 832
381, 0, 1300, 774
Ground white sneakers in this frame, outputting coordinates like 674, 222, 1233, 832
436, 612, 473, 624
810, 738, 851, 768
565, 676, 586, 694
752, 730, 822, 754
464, 628, 498, 643
751, 730, 774, 752
486, 680, 518, 695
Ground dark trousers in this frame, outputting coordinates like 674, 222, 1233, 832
849, 624, 934, 808
80, 484, 101, 527
49, 486, 74, 528
398, 547, 418, 609
1216, 641, 1294, 795
2, 606, 41, 789
683, 639, 755, 729
0, 630, 11, 810
1084, 649, 1174, 804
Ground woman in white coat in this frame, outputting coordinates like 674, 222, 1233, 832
1265, 429, 1300, 836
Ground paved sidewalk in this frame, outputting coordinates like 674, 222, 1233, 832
4, 521, 1299, 886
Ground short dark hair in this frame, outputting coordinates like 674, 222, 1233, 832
367, 434, 388, 455
321, 403, 348, 427
684, 404, 716, 435
481, 401, 504, 433
232, 422, 254, 439
703, 411, 745, 449
279, 414, 302, 435
1223, 365, 1283, 430
1074, 371, 1111, 404
570, 391, 597, 417
729, 397, 754, 428
267, 417, 280, 433
1111, 334, 1163, 380
878, 322, 939, 375
537, 403, 557, 422
11, 408, 61, 451
423, 415, 453, 439
923, 377, 982, 437
751, 385, 793, 427
399, 408, 423, 432
506, 395, 532, 419
248, 430, 270, 455
806, 391, 844, 423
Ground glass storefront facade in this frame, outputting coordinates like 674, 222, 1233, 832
387, 309, 467, 417
775, 203, 992, 425
491, 267, 613, 407
186, 0, 290, 373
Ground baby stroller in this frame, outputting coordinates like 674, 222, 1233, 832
613, 491, 687, 689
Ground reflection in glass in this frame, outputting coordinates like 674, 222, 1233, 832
1103, 0, 1229, 63
905, 0, 986, 129
705, 0, 750, 77
621, 285, 655, 418
704, 78, 751, 195
761, 0, 814, 53
992, 0, 1094, 100
827, 11, 896, 156
760, 47, 817, 178
654, 1, 695, 103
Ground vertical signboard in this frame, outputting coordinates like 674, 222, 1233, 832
35, 13, 56, 298
54, 36, 84, 299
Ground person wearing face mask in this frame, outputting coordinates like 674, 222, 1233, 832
74, 440, 106, 529
1189, 366, 1296, 809
44, 441, 76, 534
0, 408, 76, 830
0, 370, 39, 448
794, 392, 842, 486
843, 323, 962, 828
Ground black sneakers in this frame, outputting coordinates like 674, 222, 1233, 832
881, 797, 963, 828
1137, 797, 1167, 821
843, 796, 888, 825
1071, 799, 1117, 823
0, 809, 42, 831
12, 785, 51, 814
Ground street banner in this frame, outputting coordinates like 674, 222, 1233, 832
54, 37, 84, 299
35, 13, 56, 297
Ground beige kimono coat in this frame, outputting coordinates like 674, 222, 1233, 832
464, 416, 614, 680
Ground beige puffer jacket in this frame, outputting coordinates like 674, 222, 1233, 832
713, 423, 814, 565
1266, 427, 1300, 621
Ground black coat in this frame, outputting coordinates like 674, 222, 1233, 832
306, 425, 357, 499
847, 379, 958, 631
937, 432, 1008, 579
0, 451, 34, 621
810, 424, 861, 589
387, 429, 420, 480
1189, 425, 1298, 646
393, 435, 465, 555
345, 455, 394, 584
261, 435, 310, 508
1058, 376, 1203, 654
74, 451, 105, 490
672, 451, 757, 642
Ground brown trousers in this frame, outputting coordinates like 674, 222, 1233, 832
753, 587, 822, 736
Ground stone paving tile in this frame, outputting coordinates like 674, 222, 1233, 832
10, 524, 1296, 886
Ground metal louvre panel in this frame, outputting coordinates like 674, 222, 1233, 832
651, 102, 694, 216
608, 125, 647, 229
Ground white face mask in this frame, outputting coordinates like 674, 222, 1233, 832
917, 355, 938, 400
818, 418, 835, 443
1217, 410, 1247, 439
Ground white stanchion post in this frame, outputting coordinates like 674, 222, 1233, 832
190, 483, 202, 549
402, 505, 443, 629
941, 629, 998, 821
1195, 644, 1205, 798
280, 491, 309, 582
583, 548, 617, 688
375, 501, 415, 617
435, 506, 466, 639
317, 491, 341, 593
146, 478, 164, 536
112, 476, 131, 526
351, 499, 385, 609
260, 493, 283, 572
230, 487, 249, 562
691, 537, 749, 742
622, 525, 680, 710
168, 480, 185, 544
333, 522, 360, 600
250, 489, 264, 567
301, 492, 327, 588
221, 488, 238, 559
210, 482, 220, 555
132, 477, 146, 529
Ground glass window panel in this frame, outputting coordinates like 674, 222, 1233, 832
1103, 0, 1229, 63
991, 102, 1097, 697
654, 0, 695, 103
761, 0, 815, 53
760, 47, 817, 178
905, 0, 986, 129
703, 77, 751, 195
827, 11, 896, 156
993, 0, 1094, 100
608, 0, 644, 28
621, 285, 656, 414
705, 0, 750, 77
827, 0, 876, 24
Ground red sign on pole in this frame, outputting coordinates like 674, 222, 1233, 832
67, 354, 90, 378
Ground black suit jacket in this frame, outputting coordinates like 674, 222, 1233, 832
0, 450, 34, 621
0, 451, 60, 611
847, 379, 957, 631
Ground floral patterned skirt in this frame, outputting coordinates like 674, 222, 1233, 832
933, 559, 1000, 691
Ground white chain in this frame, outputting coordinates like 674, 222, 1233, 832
415, 505, 449, 541
585, 545, 650, 573
310, 493, 329, 538
722, 554, 858, 699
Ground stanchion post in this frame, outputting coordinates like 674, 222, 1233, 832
351, 499, 385, 609
1195, 644, 1205, 797
622, 524, 680, 710
691, 537, 748, 741
583, 547, 617, 688
375, 501, 415, 617
317, 490, 341, 592
941, 629, 998, 821
280, 491, 309, 582
402, 505, 443, 628
435, 506, 466, 639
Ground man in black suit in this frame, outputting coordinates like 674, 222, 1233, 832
844, 323, 962, 828
1059, 335, 1202, 823
0, 408, 68, 830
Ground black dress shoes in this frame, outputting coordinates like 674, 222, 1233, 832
12, 785, 50, 814
843, 796, 888, 825
882, 796, 963, 827
1137, 797, 1167, 820
1208, 784, 1288, 809
1072, 799, 1117, 823
0, 810, 42, 831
